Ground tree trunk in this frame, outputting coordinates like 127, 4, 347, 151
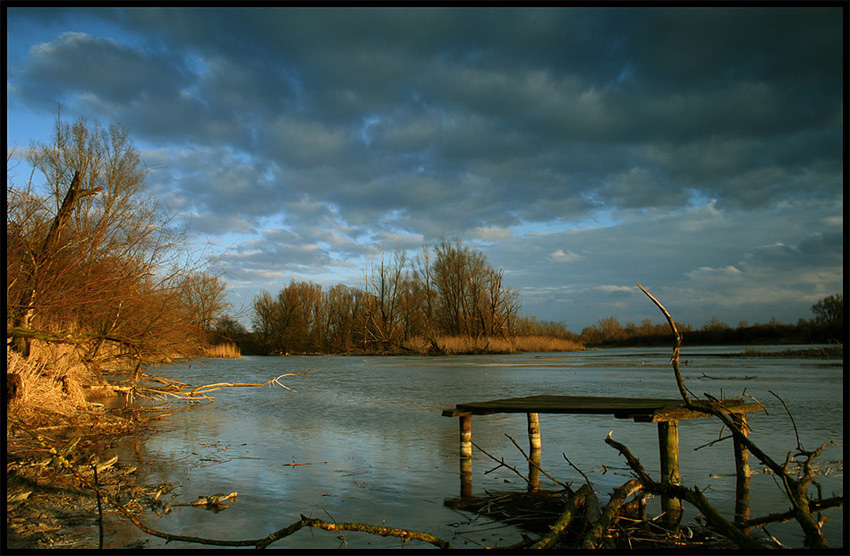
11, 171, 99, 357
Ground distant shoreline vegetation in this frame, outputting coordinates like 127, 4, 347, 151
738, 345, 843, 359
578, 297, 843, 352
209, 238, 842, 358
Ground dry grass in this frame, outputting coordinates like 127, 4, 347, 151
6, 343, 90, 419
202, 342, 242, 358
512, 335, 584, 353
403, 335, 584, 355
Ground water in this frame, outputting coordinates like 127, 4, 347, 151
114, 346, 843, 549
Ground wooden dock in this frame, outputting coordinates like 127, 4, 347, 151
442, 394, 763, 528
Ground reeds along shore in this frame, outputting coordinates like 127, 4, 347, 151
402, 335, 584, 355
202, 342, 242, 358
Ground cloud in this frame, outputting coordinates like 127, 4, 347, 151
550, 249, 582, 263
685, 265, 744, 281
471, 226, 513, 242
23, 32, 191, 103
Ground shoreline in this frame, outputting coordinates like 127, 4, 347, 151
5, 401, 171, 550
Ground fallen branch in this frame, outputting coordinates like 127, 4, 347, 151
294, 516, 451, 549
189, 373, 304, 395
636, 283, 690, 403
743, 496, 844, 528
581, 479, 643, 549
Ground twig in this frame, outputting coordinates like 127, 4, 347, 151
504, 434, 571, 489
92, 460, 104, 549
769, 390, 804, 453
563, 452, 593, 488
471, 441, 530, 484
693, 434, 734, 451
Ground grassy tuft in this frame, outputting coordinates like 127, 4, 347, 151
6, 343, 89, 419
203, 342, 242, 358
402, 335, 584, 355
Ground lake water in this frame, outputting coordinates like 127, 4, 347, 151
112, 346, 843, 549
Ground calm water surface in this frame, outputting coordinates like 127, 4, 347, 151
113, 346, 843, 549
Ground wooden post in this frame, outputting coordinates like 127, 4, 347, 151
459, 414, 472, 459
657, 420, 682, 530
732, 413, 751, 530
527, 412, 541, 491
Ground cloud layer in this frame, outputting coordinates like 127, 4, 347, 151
6, 7, 844, 330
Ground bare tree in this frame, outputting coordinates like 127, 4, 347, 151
7, 114, 212, 369
363, 248, 409, 350
178, 271, 230, 337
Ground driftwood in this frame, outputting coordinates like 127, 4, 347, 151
530, 483, 594, 548
109, 370, 313, 404
580, 479, 643, 549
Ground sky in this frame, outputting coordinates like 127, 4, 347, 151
5, 6, 845, 333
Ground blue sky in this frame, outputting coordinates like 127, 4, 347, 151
6, 6, 845, 332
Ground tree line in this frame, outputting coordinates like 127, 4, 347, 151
219, 240, 576, 355
580, 293, 844, 347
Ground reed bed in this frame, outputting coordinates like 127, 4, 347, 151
512, 335, 584, 353
403, 335, 583, 355
202, 342, 242, 358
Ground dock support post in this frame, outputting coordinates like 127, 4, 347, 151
657, 420, 682, 530
459, 414, 473, 498
732, 413, 751, 530
527, 412, 541, 491
459, 414, 472, 459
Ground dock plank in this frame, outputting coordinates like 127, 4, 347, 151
446, 394, 761, 422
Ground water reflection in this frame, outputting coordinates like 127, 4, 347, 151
113, 347, 841, 548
